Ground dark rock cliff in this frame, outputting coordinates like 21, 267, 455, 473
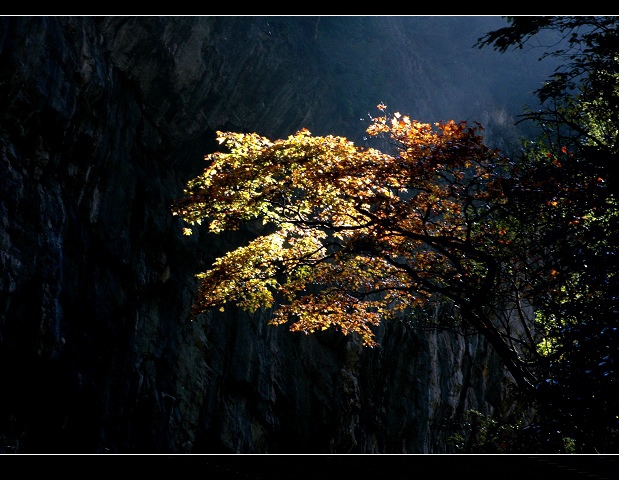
0, 16, 551, 453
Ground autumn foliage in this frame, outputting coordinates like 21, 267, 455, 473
172, 105, 522, 352
173, 16, 619, 452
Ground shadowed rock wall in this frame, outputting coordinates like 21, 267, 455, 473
0, 16, 548, 453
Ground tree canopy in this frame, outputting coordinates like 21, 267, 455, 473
172, 106, 542, 392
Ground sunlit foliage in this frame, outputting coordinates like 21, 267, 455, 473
173, 104, 547, 392
175, 108, 508, 337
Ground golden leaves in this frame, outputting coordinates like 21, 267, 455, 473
174, 104, 512, 346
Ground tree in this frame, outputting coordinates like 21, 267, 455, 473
476, 15, 619, 453
172, 105, 542, 394
172, 15, 619, 453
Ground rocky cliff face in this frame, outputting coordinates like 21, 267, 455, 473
0, 16, 547, 453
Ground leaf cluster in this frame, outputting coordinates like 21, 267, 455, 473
172, 108, 516, 348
